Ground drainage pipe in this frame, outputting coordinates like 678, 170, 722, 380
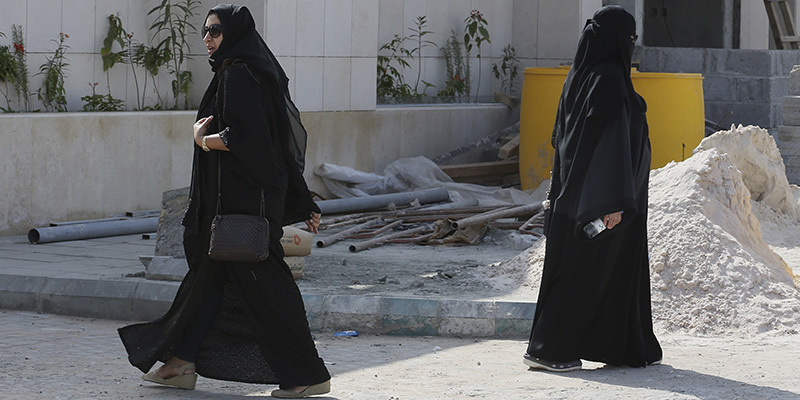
317, 188, 450, 215
28, 217, 159, 244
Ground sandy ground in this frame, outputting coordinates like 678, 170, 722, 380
1, 311, 799, 400
299, 227, 536, 300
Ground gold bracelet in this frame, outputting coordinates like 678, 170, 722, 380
201, 136, 210, 152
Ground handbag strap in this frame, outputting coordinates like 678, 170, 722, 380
215, 152, 266, 218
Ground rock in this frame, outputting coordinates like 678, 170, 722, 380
154, 187, 190, 258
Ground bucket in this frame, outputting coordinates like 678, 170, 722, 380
519, 67, 704, 190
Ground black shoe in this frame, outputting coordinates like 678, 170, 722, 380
523, 353, 582, 372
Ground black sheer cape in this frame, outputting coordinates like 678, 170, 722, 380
527, 6, 662, 366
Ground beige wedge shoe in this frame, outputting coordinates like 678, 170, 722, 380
142, 362, 197, 390
270, 379, 331, 398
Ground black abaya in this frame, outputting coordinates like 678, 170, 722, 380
118, 4, 330, 387
526, 6, 662, 367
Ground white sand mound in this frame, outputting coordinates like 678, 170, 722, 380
695, 125, 799, 219
482, 125, 800, 337
648, 147, 799, 336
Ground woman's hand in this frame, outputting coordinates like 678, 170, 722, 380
193, 115, 214, 146
305, 212, 321, 234
603, 211, 622, 229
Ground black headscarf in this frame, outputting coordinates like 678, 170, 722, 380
548, 6, 648, 240
199, 4, 307, 171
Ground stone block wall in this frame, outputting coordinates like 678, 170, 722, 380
635, 47, 800, 129
777, 66, 800, 184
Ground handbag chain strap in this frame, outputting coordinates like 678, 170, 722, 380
215, 152, 266, 218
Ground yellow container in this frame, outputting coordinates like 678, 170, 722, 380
519, 67, 704, 190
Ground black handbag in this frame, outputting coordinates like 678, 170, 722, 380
208, 155, 270, 262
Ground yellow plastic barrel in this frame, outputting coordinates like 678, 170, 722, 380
519, 67, 705, 190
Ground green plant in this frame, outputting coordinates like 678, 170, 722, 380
135, 43, 171, 109
81, 81, 124, 111
0, 32, 18, 112
101, 14, 126, 98
408, 16, 436, 96
36, 32, 70, 112
438, 31, 470, 102
377, 34, 414, 103
148, 0, 199, 109
12, 25, 31, 112
492, 44, 519, 96
464, 9, 490, 101
377, 15, 439, 103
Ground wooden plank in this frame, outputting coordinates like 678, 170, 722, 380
440, 160, 519, 179
498, 135, 520, 159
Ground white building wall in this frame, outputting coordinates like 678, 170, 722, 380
0, 0, 610, 113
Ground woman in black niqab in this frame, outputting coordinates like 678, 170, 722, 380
523, 6, 662, 372
118, 4, 331, 397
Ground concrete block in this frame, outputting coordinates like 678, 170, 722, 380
323, 294, 380, 315
322, 312, 381, 333
495, 319, 533, 338
702, 76, 738, 102
735, 77, 769, 102
0, 274, 46, 311
495, 301, 537, 320
351, 0, 378, 57
301, 294, 327, 314
438, 317, 496, 337
38, 278, 137, 320
129, 281, 177, 321
661, 48, 704, 73
380, 297, 438, 317
381, 315, 438, 336
154, 187, 189, 257
772, 51, 800, 77
306, 312, 324, 331
705, 101, 771, 128
724, 50, 770, 76
790, 66, 800, 96
437, 299, 496, 319
770, 77, 790, 103
145, 256, 188, 281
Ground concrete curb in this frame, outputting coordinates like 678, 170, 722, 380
0, 273, 535, 338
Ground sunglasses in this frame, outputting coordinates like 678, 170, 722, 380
202, 24, 223, 38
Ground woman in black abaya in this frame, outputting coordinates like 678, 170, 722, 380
523, 6, 662, 372
118, 5, 331, 397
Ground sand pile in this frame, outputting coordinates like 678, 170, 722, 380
483, 125, 800, 337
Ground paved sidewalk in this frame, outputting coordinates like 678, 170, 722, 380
0, 233, 534, 337
1, 311, 799, 400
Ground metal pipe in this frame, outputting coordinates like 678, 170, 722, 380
451, 203, 542, 229
347, 220, 403, 239
421, 198, 479, 210
348, 224, 435, 253
316, 188, 450, 215
315, 217, 382, 248
28, 217, 159, 244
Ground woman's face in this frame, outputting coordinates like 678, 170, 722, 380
203, 13, 223, 56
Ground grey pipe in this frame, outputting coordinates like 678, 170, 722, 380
28, 217, 159, 244
315, 217, 382, 248
451, 203, 542, 229
317, 188, 450, 215
349, 223, 435, 253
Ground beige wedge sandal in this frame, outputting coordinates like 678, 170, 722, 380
142, 362, 197, 390
270, 379, 331, 398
